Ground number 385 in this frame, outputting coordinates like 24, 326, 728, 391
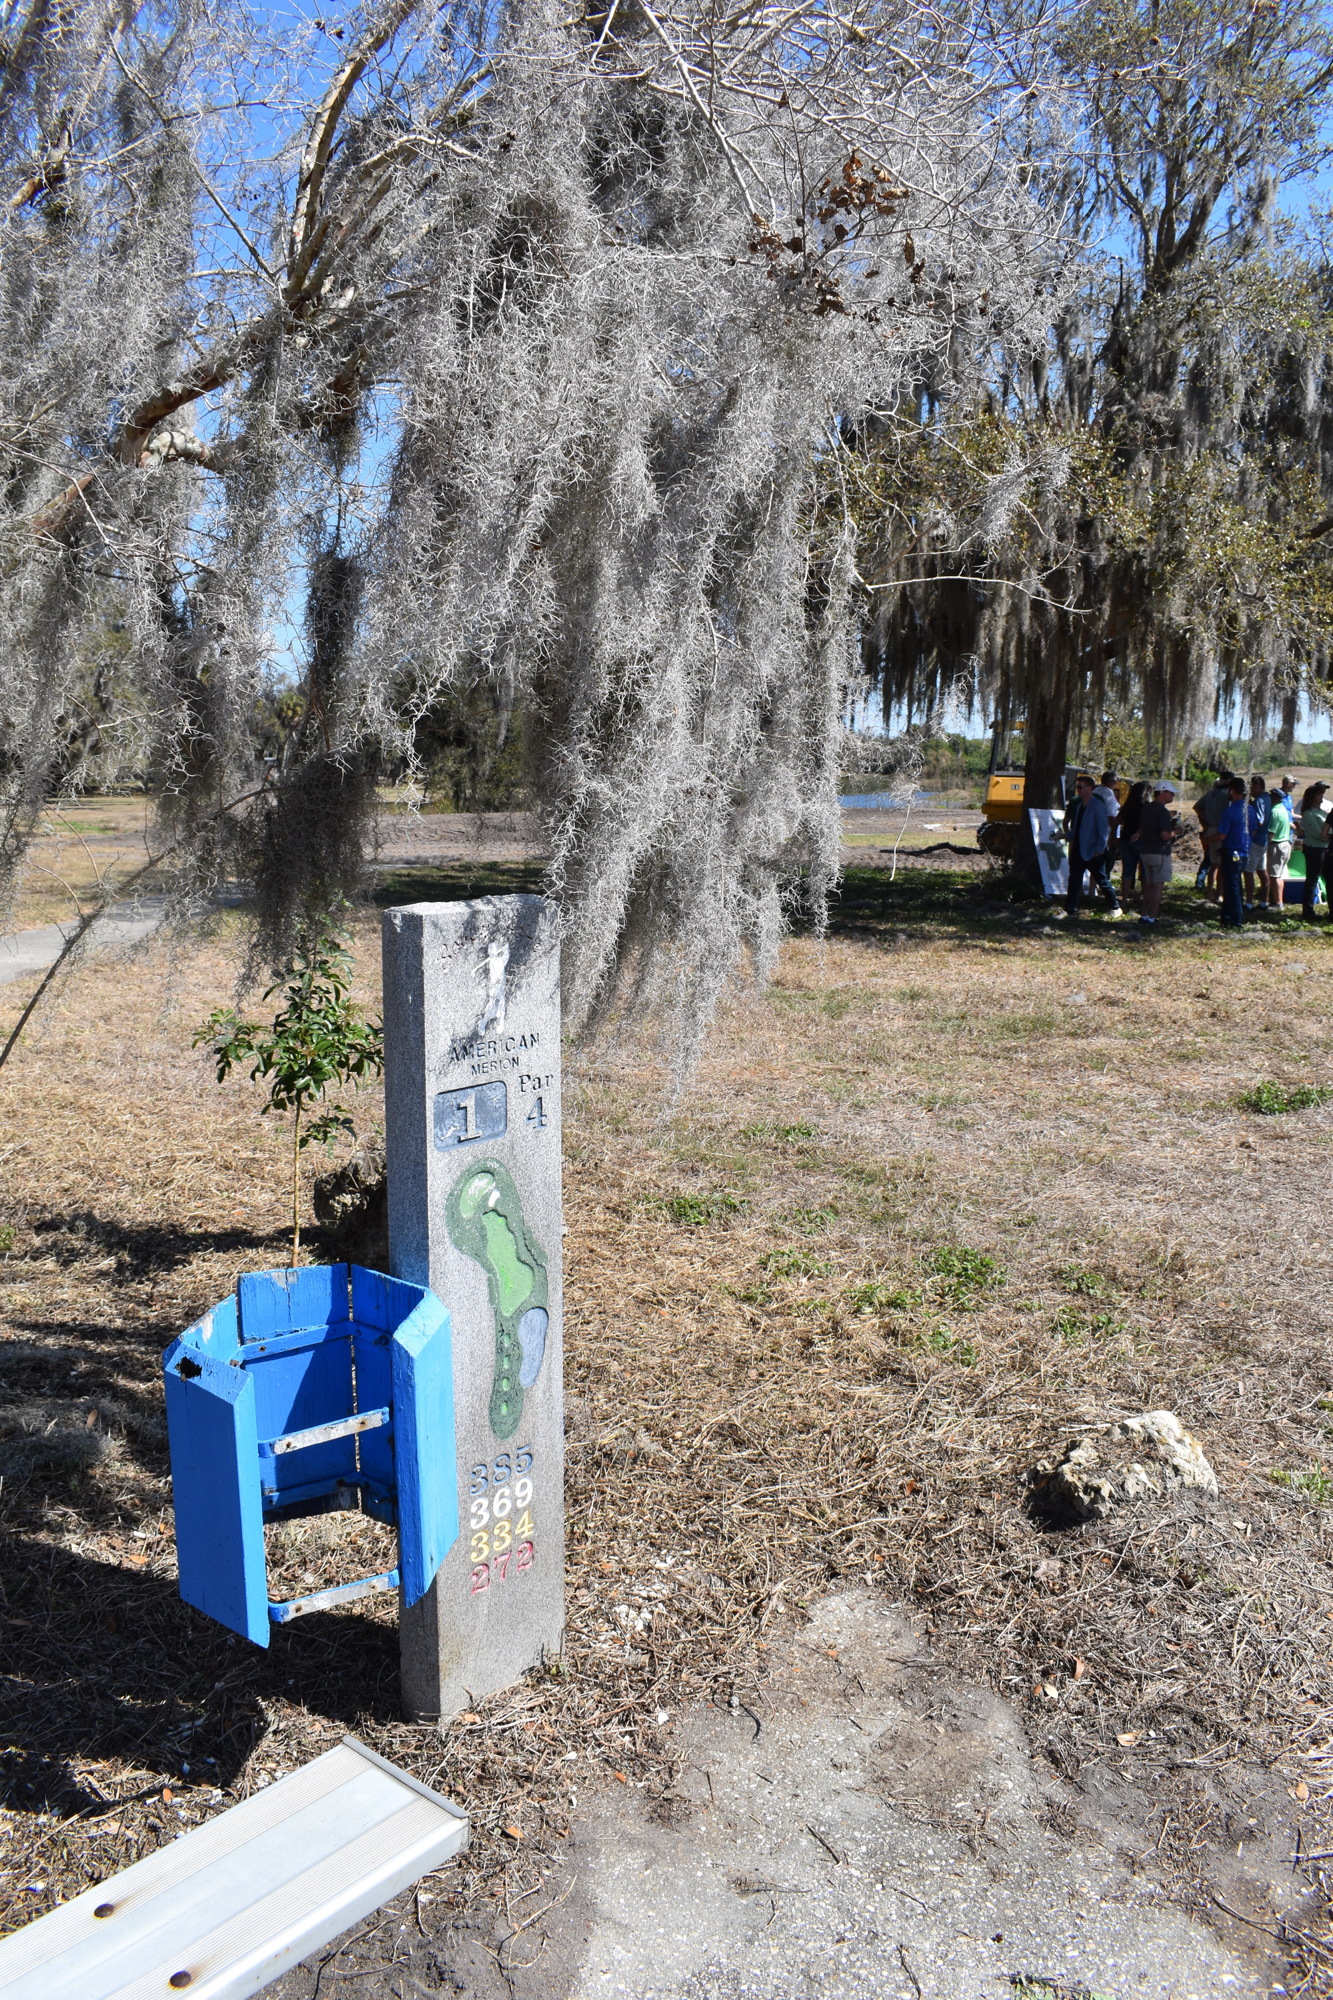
470, 1448, 533, 1497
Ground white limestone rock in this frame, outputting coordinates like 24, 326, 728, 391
1037, 1410, 1218, 1521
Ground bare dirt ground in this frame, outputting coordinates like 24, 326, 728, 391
3, 838, 1333, 1997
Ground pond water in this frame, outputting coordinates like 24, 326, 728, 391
838, 788, 936, 810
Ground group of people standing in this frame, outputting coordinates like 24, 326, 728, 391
1190, 770, 1324, 924
1062, 770, 1181, 926
1061, 766, 1324, 927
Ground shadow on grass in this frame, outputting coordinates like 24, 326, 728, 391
0, 1536, 401, 1821
360, 856, 1313, 953
367, 859, 546, 907
25, 1211, 291, 1280
813, 864, 1317, 949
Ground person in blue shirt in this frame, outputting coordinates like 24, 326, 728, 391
1063, 772, 1122, 921
1217, 777, 1249, 927
1243, 773, 1270, 910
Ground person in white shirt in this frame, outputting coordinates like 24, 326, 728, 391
1094, 771, 1121, 867
1094, 770, 1121, 825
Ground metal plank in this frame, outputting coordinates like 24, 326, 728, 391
265, 1406, 390, 1455
0, 1737, 468, 2000
268, 1566, 400, 1623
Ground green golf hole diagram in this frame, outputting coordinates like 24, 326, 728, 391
447, 1159, 549, 1440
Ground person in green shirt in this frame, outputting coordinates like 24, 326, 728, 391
1267, 787, 1293, 908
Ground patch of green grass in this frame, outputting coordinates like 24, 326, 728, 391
926, 1244, 1005, 1300
786, 1204, 839, 1234
990, 1007, 1062, 1040
663, 1191, 748, 1226
846, 1278, 921, 1313
0, 1224, 14, 1253
763, 1247, 831, 1278
916, 1325, 979, 1366
1058, 1264, 1117, 1299
741, 1120, 815, 1143
1053, 1305, 1127, 1344
1240, 1079, 1331, 1115
1269, 1464, 1333, 1504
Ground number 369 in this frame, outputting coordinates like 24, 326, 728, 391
470, 1476, 532, 1529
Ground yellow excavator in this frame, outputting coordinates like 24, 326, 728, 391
976, 725, 1128, 859
976, 724, 1027, 858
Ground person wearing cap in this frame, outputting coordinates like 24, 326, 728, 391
1136, 782, 1180, 925
1243, 773, 1270, 911
1267, 784, 1293, 908
1217, 776, 1249, 926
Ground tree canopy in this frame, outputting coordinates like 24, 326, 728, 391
0, 0, 1069, 1040
5, 0, 1328, 1041
855, 0, 1333, 799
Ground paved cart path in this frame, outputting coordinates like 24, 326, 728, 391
0, 898, 168, 987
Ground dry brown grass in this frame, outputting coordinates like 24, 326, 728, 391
4, 796, 160, 932
3, 881, 1333, 1988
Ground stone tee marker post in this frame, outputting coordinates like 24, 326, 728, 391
382, 897, 563, 1722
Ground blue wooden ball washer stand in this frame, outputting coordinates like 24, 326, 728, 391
163, 1264, 458, 1646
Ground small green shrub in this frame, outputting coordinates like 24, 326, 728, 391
1058, 1263, 1116, 1298
1241, 1080, 1331, 1115
927, 1244, 1004, 1297
195, 916, 383, 1260
1270, 1464, 1333, 1504
664, 1191, 748, 1226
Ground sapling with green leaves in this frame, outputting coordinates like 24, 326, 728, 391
196, 924, 383, 1262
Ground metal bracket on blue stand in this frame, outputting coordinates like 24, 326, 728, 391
163, 1264, 458, 1646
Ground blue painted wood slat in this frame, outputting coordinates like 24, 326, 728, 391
163, 1339, 270, 1646
239, 1264, 350, 1341
392, 1296, 458, 1605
